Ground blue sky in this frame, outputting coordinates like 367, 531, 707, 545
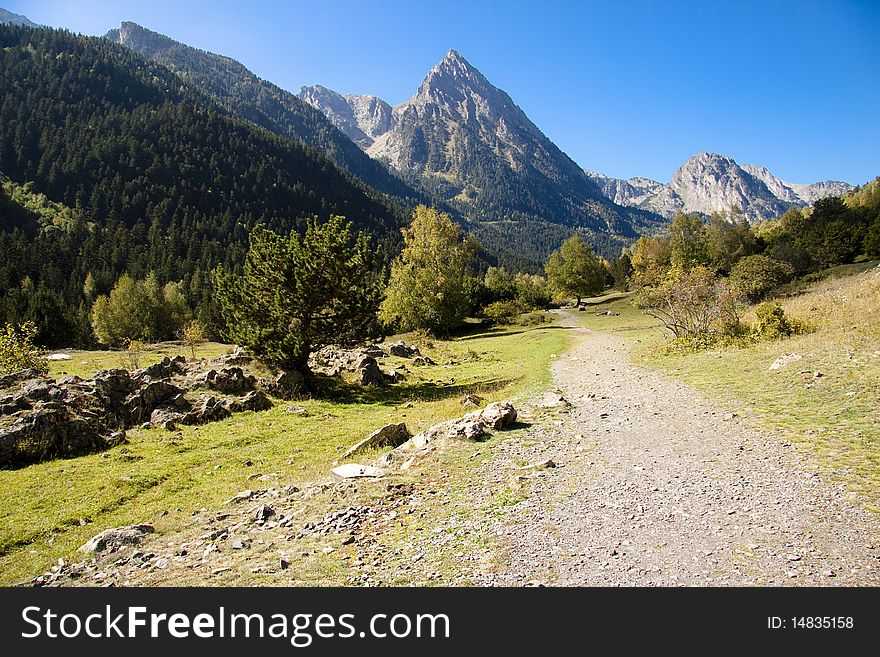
8, 0, 878, 185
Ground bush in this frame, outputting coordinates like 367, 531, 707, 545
751, 303, 814, 340
91, 273, 190, 347
0, 322, 48, 376
513, 273, 553, 309
481, 300, 522, 324
728, 255, 794, 302
633, 266, 741, 344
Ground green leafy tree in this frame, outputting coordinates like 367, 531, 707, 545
629, 235, 672, 288
729, 255, 794, 302
380, 206, 476, 336
91, 273, 191, 346
544, 235, 607, 305
704, 213, 758, 274
215, 217, 381, 378
668, 212, 709, 270
0, 322, 47, 376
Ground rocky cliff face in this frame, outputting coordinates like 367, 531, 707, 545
299, 85, 392, 149
301, 49, 658, 243
589, 153, 854, 222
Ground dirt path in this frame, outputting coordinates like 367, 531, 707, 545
484, 310, 879, 586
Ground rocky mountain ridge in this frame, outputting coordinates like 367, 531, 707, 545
589, 152, 854, 222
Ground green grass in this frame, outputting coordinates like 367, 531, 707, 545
46, 342, 232, 379
577, 265, 880, 510
0, 316, 568, 585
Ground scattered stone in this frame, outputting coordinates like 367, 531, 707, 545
518, 458, 557, 470
412, 356, 436, 367
388, 342, 421, 358
78, 524, 154, 554
331, 464, 387, 479
253, 504, 275, 522
342, 423, 411, 459
769, 353, 802, 370
285, 405, 308, 414
461, 394, 485, 408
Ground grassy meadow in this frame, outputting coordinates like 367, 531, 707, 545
0, 317, 568, 585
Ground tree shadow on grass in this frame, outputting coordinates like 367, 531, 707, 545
314, 375, 519, 407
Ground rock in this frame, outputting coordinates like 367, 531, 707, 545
285, 405, 308, 414
357, 357, 386, 387
44, 353, 72, 361
379, 401, 518, 467
227, 490, 255, 505
331, 464, 387, 479
78, 524, 154, 554
388, 341, 421, 358
383, 369, 406, 383
201, 367, 255, 394
266, 370, 306, 400
224, 390, 273, 413
519, 458, 557, 470
470, 401, 518, 429
412, 356, 436, 367
253, 504, 275, 522
342, 423, 411, 459
538, 392, 571, 409
461, 394, 484, 408
769, 353, 802, 370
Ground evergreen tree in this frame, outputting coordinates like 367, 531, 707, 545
215, 217, 381, 379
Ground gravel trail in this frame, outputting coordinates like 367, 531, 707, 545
488, 311, 879, 586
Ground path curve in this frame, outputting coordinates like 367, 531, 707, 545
489, 311, 879, 586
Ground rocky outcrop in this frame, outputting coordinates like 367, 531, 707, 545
341, 423, 411, 459
0, 352, 280, 468
309, 345, 402, 386
378, 401, 517, 468
78, 524, 154, 554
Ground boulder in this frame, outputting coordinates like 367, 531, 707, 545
342, 423, 411, 459
78, 524, 154, 554
379, 401, 517, 468
388, 341, 421, 358
202, 367, 255, 394
269, 370, 306, 400
769, 353, 802, 370
331, 463, 386, 479
470, 401, 518, 429
412, 356, 436, 367
357, 357, 386, 387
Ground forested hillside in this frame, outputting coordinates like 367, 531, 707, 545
0, 25, 407, 346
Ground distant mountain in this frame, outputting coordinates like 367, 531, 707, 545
0, 7, 36, 27
589, 153, 854, 222
299, 85, 393, 150
301, 49, 663, 261
104, 22, 421, 205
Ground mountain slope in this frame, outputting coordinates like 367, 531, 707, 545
0, 7, 36, 27
104, 21, 421, 205
0, 24, 406, 345
301, 50, 663, 259
589, 153, 855, 222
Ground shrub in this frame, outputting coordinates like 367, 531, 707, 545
728, 255, 794, 302
634, 266, 741, 344
0, 322, 47, 376
481, 300, 522, 324
182, 321, 207, 360
751, 303, 815, 340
